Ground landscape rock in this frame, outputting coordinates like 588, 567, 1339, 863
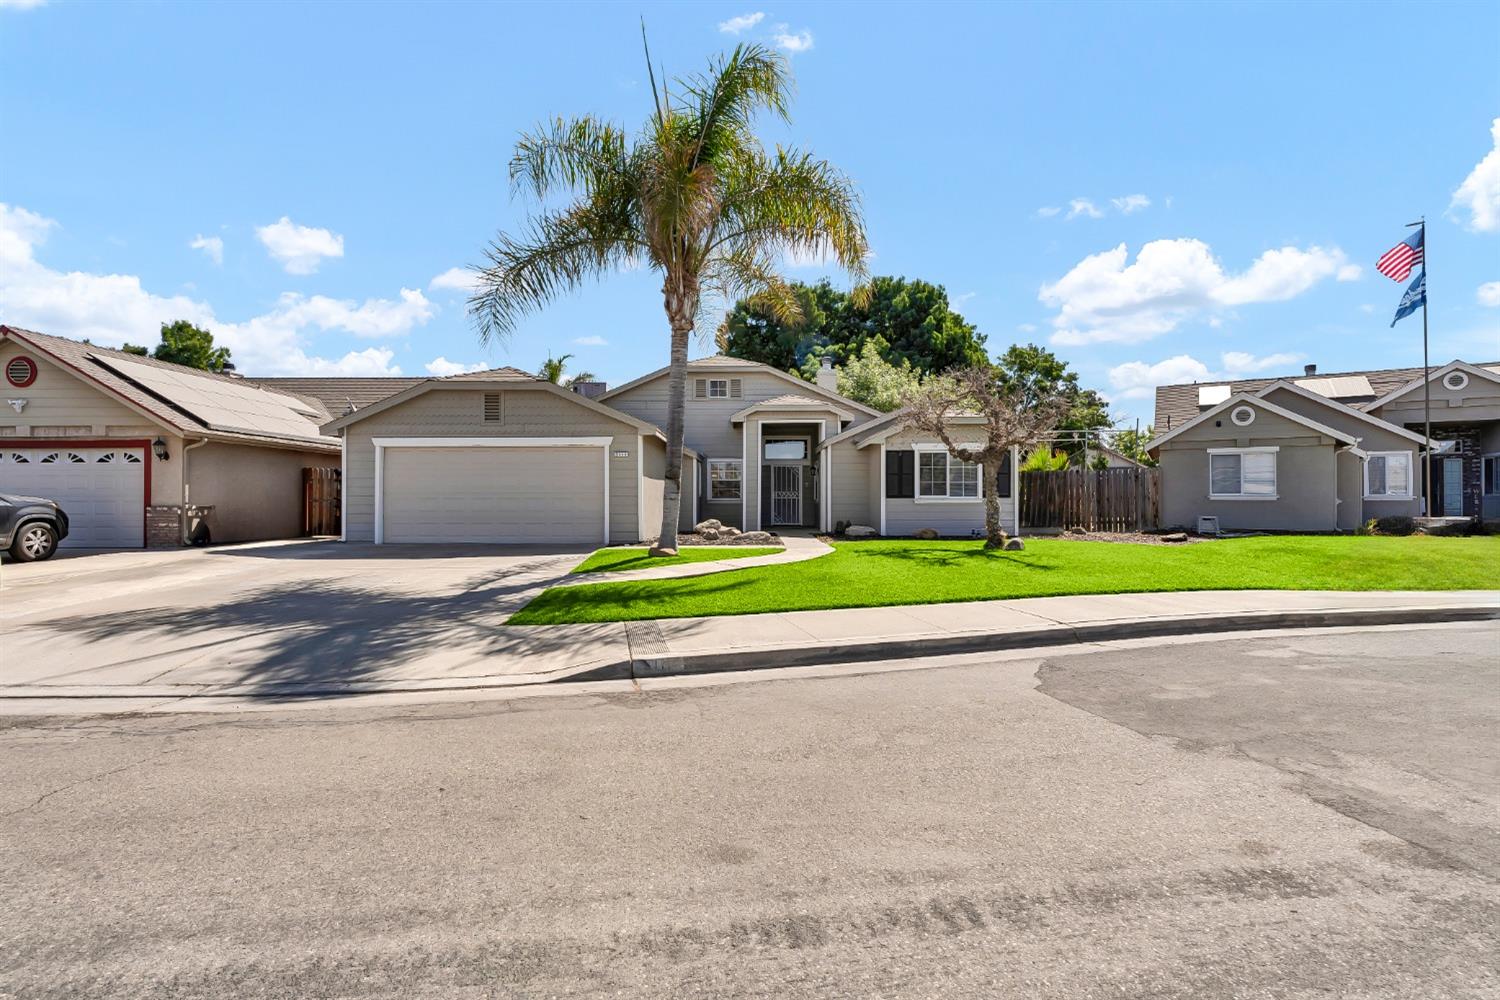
736, 531, 777, 544
1067, 525, 1088, 535
1002, 538, 1025, 551
719, 525, 741, 538
844, 524, 877, 538
1162, 532, 1188, 543
914, 527, 940, 540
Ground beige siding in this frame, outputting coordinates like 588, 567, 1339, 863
342, 385, 641, 543
189, 442, 339, 543
828, 439, 873, 528
639, 435, 665, 540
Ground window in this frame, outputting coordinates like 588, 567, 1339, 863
708, 459, 742, 500
1365, 451, 1413, 498
96, 452, 116, 463
764, 439, 806, 461
707, 378, 729, 398
5, 356, 37, 388
915, 447, 982, 500
694, 377, 741, 399
885, 450, 915, 498
1483, 455, 1500, 496
1208, 448, 1277, 498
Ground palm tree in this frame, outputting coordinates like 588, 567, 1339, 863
470, 39, 868, 555
538, 352, 574, 384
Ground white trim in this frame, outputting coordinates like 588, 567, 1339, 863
1148, 392, 1358, 453
752, 417, 826, 529
1367, 360, 1500, 411
707, 377, 730, 399
740, 421, 749, 530
339, 430, 347, 542
1011, 444, 1020, 536
1230, 405, 1255, 426
599, 358, 881, 417
1363, 449, 1415, 500
1443, 370, 1470, 391
914, 446, 982, 502
732, 399, 856, 423
1482, 453, 1500, 497
879, 442, 887, 536
636, 434, 644, 541
706, 457, 744, 501
1253, 379, 1428, 445
823, 418, 832, 532
1207, 446, 1278, 501
371, 435, 613, 545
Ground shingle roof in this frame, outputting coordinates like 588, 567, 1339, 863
248, 367, 533, 417
1153, 360, 1500, 432
1, 326, 339, 450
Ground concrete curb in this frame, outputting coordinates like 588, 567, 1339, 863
2, 604, 1492, 703
565, 604, 1500, 683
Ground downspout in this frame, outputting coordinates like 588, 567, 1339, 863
180, 437, 209, 544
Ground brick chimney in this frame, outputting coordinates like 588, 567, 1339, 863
1304, 363, 1317, 377
816, 355, 838, 394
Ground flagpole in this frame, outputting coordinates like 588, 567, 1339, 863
1408, 217, 1430, 515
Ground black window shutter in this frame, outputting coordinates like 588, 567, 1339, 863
995, 451, 1012, 498
886, 450, 914, 498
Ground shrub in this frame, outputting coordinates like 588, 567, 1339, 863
1372, 515, 1416, 536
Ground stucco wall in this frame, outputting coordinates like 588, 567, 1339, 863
341, 385, 642, 543
190, 441, 337, 543
1371, 373, 1500, 426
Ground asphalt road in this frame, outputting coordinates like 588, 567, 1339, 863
2, 624, 1496, 999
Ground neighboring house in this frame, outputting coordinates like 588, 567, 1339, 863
0, 326, 340, 549
326, 353, 1017, 545
1149, 359, 1500, 530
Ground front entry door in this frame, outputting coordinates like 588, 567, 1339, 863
771, 465, 802, 525
1441, 457, 1464, 516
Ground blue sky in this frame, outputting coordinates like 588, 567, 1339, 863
2, 1, 1496, 425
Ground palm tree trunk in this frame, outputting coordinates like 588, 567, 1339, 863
650, 286, 696, 556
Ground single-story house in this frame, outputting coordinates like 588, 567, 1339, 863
325, 354, 1018, 545
1149, 359, 1500, 530
0, 326, 341, 549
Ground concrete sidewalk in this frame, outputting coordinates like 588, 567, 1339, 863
2, 589, 1494, 707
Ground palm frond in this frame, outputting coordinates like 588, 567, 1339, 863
510, 115, 630, 200
679, 44, 793, 167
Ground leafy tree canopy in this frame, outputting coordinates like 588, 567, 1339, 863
993, 343, 1109, 457
721, 276, 987, 378
809, 338, 922, 412
129, 321, 233, 372
1108, 426, 1158, 467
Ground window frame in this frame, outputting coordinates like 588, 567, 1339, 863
912, 443, 983, 503
1364, 450, 1414, 500
1206, 446, 1279, 500
707, 458, 742, 501
706, 378, 730, 399
1482, 454, 1500, 497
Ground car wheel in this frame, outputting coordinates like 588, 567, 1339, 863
10, 523, 58, 562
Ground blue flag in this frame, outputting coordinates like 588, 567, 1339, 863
1390, 271, 1425, 327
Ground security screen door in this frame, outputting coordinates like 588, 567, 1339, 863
771, 465, 802, 525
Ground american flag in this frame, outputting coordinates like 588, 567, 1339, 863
1376, 229, 1423, 282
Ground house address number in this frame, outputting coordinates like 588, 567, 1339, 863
612, 450, 630, 458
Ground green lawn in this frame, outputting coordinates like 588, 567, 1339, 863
569, 545, 783, 575
511, 535, 1500, 624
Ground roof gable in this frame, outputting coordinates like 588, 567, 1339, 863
1146, 391, 1358, 453
600, 355, 881, 417
1365, 360, 1500, 410
1253, 380, 1428, 445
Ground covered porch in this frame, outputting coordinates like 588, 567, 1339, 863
734, 396, 856, 533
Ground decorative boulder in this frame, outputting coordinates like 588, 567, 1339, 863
719, 525, 741, 538
737, 531, 777, 544
1003, 538, 1025, 551
1162, 532, 1188, 543
844, 524, 877, 538
1067, 525, 1088, 535
914, 527, 940, 540
694, 518, 724, 533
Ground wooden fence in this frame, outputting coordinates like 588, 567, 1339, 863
303, 467, 341, 536
1020, 467, 1160, 532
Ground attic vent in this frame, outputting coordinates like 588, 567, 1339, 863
483, 392, 502, 422
1443, 371, 1469, 391
729, 378, 742, 398
5, 356, 38, 388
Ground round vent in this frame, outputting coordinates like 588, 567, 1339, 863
1230, 405, 1256, 427
5, 356, 37, 388
1443, 371, 1469, 391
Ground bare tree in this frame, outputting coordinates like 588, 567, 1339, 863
905, 367, 1067, 548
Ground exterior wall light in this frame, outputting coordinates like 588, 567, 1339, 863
153, 436, 170, 461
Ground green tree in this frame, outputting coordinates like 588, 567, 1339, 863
121, 343, 150, 357
1109, 425, 1158, 467
538, 353, 574, 384
1021, 445, 1070, 471
993, 343, 1108, 460
470, 39, 868, 555
144, 321, 233, 372
802, 338, 920, 412
721, 276, 987, 378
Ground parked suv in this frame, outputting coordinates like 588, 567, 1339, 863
0, 493, 70, 562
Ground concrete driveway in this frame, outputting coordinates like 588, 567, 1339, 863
0, 541, 600, 696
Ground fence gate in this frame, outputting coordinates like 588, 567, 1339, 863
303, 467, 341, 536
1021, 467, 1160, 531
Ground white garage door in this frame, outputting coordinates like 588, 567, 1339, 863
0, 446, 146, 548
381, 445, 606, 544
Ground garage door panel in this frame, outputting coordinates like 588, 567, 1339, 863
382, 446, 605, 544
0, 447, 145, 547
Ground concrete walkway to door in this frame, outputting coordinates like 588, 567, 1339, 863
552, 533, 832, 588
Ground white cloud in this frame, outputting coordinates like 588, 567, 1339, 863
1450, 118, 1500, 233
1336, 263, 1363, 282
718, 11, 764, 33
1479, 281, 1500, 308
0, 202, 413, 376
1041, 238, 1355, 345
430, 266, 480, 292
1066, 198, 1103, 220
425, 356, 488, 376
572, 335, 608, 347
1036, 206, 1061, 219
1111, 194, 1151, 214
267, 288, 434, 338
189, 234, 223, 265
1016, 323, 1037, 334
0, 0, 47, 9
772, 24, 814, 52
1359, 303, 1376, 314
1107, 350, 1304, 402
255, 216, 344, 274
